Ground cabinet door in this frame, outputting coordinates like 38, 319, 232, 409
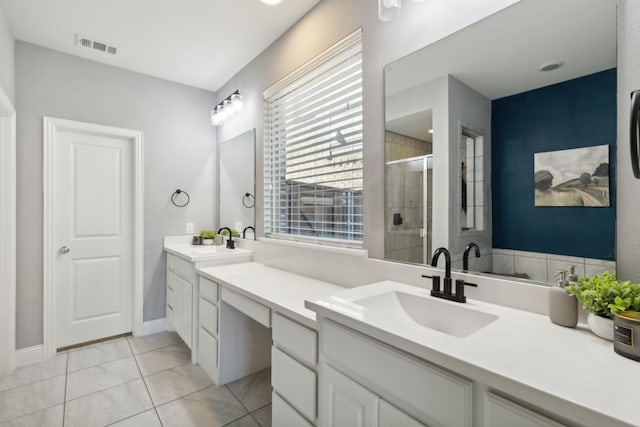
173, 274, 192, 348
322, 364, 377, 427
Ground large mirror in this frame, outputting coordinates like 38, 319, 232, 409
219, 129, 256, 235
384, 0, 616, 284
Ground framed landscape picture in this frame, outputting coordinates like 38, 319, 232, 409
534, 144, 610, 207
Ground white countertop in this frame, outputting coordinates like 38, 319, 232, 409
164, 242, 252, 263
306, 281, 640, 427
196, 262, 346, 329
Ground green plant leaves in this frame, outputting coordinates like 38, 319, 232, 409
566, 271, 640, 318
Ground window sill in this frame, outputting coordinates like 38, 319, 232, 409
259, 236, 368, 258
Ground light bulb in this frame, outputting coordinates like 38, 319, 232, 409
379, 0, 401, 21
211, 110, 222, 126
231, 93, 244, 112
216, 105, 226, 122
259, 0, 282, 5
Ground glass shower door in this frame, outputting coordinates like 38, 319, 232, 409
384, 155, 432, 265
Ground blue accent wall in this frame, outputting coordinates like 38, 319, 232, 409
491, 69, 616, 260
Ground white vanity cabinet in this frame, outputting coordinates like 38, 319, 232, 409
322, 364, 425, 427
164, 243, 252, 364
319, 320, 468, 427
317, 318, 570, 427
198, 276, 220, 382
272, 312, 320, 426
166, 253, 195, 347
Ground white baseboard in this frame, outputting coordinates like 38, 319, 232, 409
15, 345, 44, 367
141, 318, 168, 336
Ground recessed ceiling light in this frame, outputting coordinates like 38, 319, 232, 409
539, 60, 565, 72
260, 0, 282, 5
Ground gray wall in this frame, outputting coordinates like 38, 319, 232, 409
15, 42, 217, 349
0, 3, 14, 103
617, 0, 640, 282
214, 0, 519, 259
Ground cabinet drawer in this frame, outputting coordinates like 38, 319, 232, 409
173, 255, 194, 281
485, 392, 565, 427
322, 320, 472, 427
379, 400, 426, 427
166, 287, 174, 309
199, 298, 218, 336
222, 287, 271, 327
199, 276, 219, 304
198, 327, 218, 381
273, 313, 317, 366
273, 392, 313, 427
272, 346, 316, 422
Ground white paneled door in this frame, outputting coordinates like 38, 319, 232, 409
51, 122, 135, 349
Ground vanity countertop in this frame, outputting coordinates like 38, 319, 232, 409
197, 262, 346, 330
164, 241, 253, 263
306, 281, 640, 427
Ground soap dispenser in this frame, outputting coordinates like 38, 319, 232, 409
567, 265, 580, 287
548, 271, 578, 328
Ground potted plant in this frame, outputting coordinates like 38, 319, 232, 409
200, 230, 216, 245
566, 271, 640, 341
219, 229, 240, 238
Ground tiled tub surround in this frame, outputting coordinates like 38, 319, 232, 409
0, 332, 271, 427
491, 248, 616, 283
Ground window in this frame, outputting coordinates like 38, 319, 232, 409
264, 30, 363, 245
459, 126, 485, 232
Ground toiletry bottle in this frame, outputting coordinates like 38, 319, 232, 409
567, 265, 580, 287
548, 271, 578, 328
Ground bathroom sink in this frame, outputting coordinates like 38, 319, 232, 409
190, 246, 231, 255
353, 291, 498, 337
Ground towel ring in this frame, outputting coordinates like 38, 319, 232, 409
171, 189, 190, 207
242, 192, 255, 208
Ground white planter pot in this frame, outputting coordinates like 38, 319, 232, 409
202, 238, 214, 245
587, 313, 614, 341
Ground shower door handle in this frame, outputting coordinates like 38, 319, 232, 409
630, 90, 640, 178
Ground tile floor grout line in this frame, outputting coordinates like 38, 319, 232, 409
126, 335, 165, 427
0, 354, 69, 393
63, 376, 142, 405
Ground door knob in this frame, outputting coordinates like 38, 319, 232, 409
60, 246, 70, 254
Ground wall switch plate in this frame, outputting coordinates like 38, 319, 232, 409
186, 222, 194, 234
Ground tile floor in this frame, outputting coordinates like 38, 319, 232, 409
0, 332, 272, 427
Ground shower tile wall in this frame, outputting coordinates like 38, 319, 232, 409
385, 131, 432, 162
385, 132, 433, 265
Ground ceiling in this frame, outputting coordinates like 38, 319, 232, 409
385, 0, 616, 100
1, 0, 321, 92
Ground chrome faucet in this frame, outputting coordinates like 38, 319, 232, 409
242, 226, 255, 240
217, 227, 235, 249
462, 243, 480, 271
422, 246, 477, 303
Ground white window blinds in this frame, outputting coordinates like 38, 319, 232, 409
264, 30, 363, 245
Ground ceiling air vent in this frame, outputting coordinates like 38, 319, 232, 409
76, 34, 119, 55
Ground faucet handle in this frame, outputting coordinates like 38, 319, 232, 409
455, 279, 478, 303
421, 274, 441, 295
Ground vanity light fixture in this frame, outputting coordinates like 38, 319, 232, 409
379, 0, 427, 21
259, 0, 282, 5
211, 90, 244, 126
